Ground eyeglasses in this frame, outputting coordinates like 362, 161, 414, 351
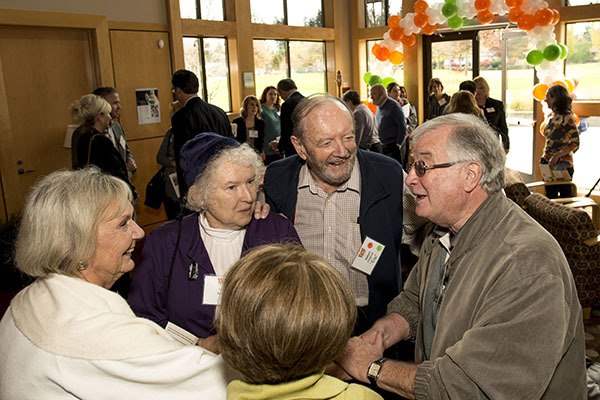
410, 160, 463, 177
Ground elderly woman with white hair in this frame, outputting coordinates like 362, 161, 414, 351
128, 132, 301, 353
0, 168, 229, 399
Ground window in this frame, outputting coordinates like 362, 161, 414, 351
366, 40, 405, 87
251, 0, 323, 27
179, 0, 225, 20
573, 116, 600, 192
565, 21, 600, 100
183, 37, 231, 112
566, 0, 600, 5
365, 0, 403, 27
253, 39, 327, 95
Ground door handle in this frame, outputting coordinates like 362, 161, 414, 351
18, 168, 35, 175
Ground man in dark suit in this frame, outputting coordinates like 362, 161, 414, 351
276, 78, 304, 157
171, 69, 232, 197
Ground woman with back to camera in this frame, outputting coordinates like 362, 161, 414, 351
540, 84, 580, 198
232, 95, 265, 154
71, 94, 137, 199
217, 243, 383, 400
0, 168, 229, 399
445, 90, 486, 119
426, 78, 450, 120
260, 86, 283, 165
128, 132, 301, 353
474, 76, 510, 152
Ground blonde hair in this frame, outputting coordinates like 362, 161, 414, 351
216, 244, 356, 384
446, 90, 481, 117
473, 76, 490, 97
15, 168, 132, 278
71, 94, 111, 126
240, 95, 262, 119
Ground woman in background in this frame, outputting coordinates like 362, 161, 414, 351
71, 94, 136, 199
232, 95, 264, 154
541, 84, 580, 198
445, 90, 485, 119
474, 76, 510, 152
259, 86, 283, 165
426, 78, 450, 120
0, 168, 228, 399
217, 244, 382, 400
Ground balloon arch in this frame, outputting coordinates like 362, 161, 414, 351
369, 0, 573, 101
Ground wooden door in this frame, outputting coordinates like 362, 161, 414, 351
0, 26, 96, 220
110, 30, 172, 228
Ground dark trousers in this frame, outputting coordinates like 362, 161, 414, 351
381, 143, 402, 164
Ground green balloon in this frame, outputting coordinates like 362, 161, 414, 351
363, 72, 372, 85
382, 77, 396, 87
558, 43, 569, 60
543, 44, 561, 61
442, 2, 458, 18
448, 15, 464, 29
526, 50, 544, 66
445, 0, 457, 3
368, 74, 382, 86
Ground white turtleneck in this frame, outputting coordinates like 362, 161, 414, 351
198, 213, 246, 276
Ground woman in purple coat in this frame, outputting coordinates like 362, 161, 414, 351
128, 132, 301, 353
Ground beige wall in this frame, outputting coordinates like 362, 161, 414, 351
0, 0, 166, 24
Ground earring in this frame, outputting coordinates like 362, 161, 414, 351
77, 261, 88, 271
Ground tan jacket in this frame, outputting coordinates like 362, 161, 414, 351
389, 192, 586, 399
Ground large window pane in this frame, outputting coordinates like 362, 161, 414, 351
289, 41, 326, 95
288, 0, 323, 27
431, 40, 473, 94
366, 0, 385, 27
179, 0, 224, 20
366, 40, 405, 88
251, 0, 284, 24
573, 116, 600, 191
388, 0, 402, 16
567, 0, 600, 4
565, 21, 600, 101
183, 37, 231, 112
253, 40, 289, 94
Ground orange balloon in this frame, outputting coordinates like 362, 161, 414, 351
551, 80, 567, 89
421, 23, 437, 35
376, 46, 390, 61
564, 78, 575, 94
518, 13, 536, 30
532, 83, 548, 101
389, 27, 405, 42
413, 13, 429, 28
534, 8, 553, 26
478, 10, 494, 24
551, 9, 561, 25
474, 0, 491, 11
389, 51, 404, 65
363, 101, 377, 115
508, 7, 523, 24
505, 0, 523, 7
388, 15, 400, 28
371, 43, 381, 57
414, 0, 429, 14
401, 34, 417, 47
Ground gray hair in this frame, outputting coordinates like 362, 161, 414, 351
411, 113, 506, 193
187, 143, 265, 211
292, 95, 353, 141
71, 94, 111, 126
15, 168, 133, 278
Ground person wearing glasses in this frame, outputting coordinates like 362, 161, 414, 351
335, 113, 585, 399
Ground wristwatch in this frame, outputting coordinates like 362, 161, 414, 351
366, 357, 387, 386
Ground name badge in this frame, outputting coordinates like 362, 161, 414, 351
351, 236, 385, 276
203, 275, 225, 305
486, 107, 496, 113
165, 322, 198, 346
438, 98, 447, 106
248, 129, 259, 138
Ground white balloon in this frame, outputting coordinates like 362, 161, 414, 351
426, 4, 446, 25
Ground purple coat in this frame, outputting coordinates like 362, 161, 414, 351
128, 212, 301, 338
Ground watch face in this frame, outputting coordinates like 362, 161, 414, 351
368, 362, 382, 378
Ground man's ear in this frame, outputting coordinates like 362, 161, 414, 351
291, 136, 307, 160
463, 162, 483, 193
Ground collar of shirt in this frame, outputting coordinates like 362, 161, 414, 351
297, 158, 361, 197
183, 94, 199, 106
